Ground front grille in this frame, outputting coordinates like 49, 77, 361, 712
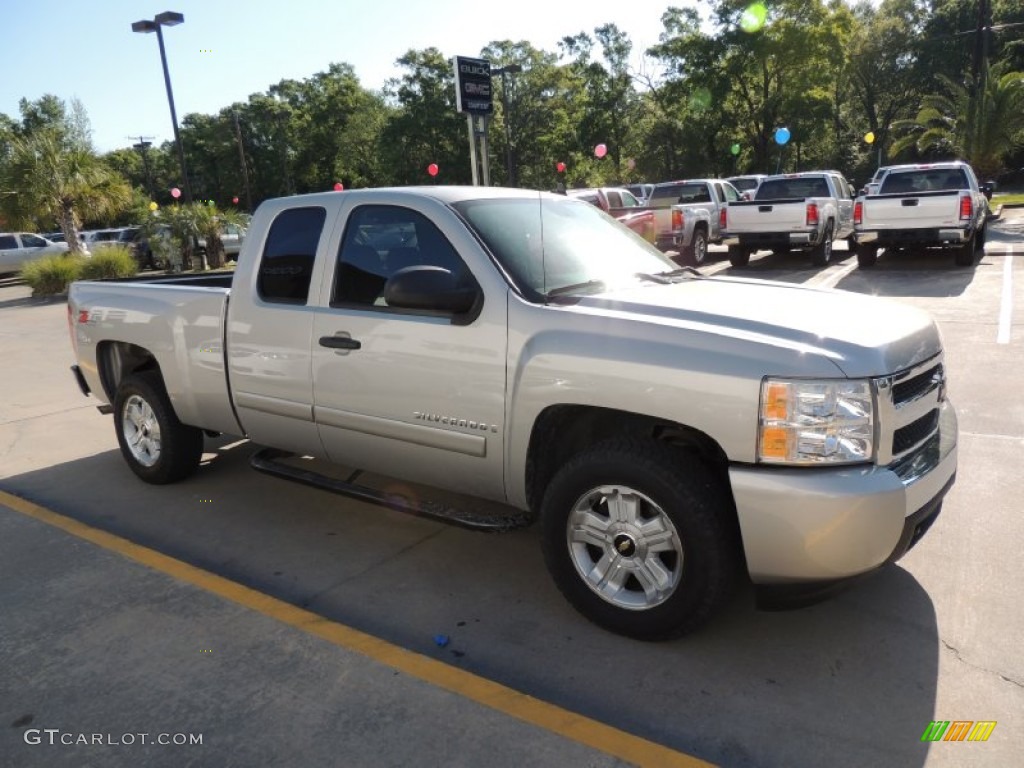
876, 354, 946, 466
893, 410, 939, 455
893, 364, 942, 405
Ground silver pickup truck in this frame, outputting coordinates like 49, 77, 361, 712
721, 171, 855, 268
68, 186, 957, 640
852, 161, 991, 268
663, 179, 742, 265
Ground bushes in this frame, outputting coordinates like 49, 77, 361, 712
20, 246, 137, 296
79, 246, 138, 280
20, 255, 86, 296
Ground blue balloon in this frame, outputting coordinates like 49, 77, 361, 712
775, 127, 791, 146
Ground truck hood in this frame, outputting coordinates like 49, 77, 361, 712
571, 275, 940, 378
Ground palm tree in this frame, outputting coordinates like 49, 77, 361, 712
0, 130, 131, 254
194, 204, 248, 269
892, 61, 1024, 179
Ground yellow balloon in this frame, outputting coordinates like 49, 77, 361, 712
864, 132, 875, 144
149, 201, 159, 211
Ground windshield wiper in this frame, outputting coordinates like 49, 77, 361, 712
544, 279, 607, 299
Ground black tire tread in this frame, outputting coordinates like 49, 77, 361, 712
540, 439, 739, 640
114, 370, 203, 484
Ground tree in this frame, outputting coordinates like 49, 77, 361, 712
0, 130, 131, 253
892, 60, 1024, 177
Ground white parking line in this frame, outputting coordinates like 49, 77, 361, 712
805, 259, 858, 290
997, 245, 1013, 344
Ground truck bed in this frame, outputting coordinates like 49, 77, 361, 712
68, 272, 240, 436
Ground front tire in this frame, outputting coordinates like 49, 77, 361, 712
540, 440, 738, 640
114, 371, 203, 484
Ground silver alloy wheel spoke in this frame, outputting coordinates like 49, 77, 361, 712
122, 395, 161, 467
566, 485, 684, 611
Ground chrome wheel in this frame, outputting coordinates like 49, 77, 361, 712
122, 394, 161, 467
566, 485, 683, 610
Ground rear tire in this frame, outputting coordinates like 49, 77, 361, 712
684, 228, 709, 265
855, 244, 878, 269
114, 371, 203, 484
728, 246, 750, 268
540, 440, 738, 640
810, 223, 834, 267
954, 236, 976, 266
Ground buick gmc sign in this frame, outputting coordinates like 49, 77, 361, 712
453, 56, 493, 115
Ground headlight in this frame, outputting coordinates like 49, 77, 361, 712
759, 378, 874, 465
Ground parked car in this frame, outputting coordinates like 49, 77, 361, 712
566, 187, 656, 242
624, 183, 655, 205
83, 229, 125, 252
0, 232, 69, 275
721, 171, 856, 267
68, 186, 957, 640
664, 179, 743, 263
724, 175, 767, 200
852, 161, 990, 268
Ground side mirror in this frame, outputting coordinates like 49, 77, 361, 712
383, 266, 479, 315
981, 182, 995, 201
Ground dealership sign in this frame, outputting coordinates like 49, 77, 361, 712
453, 56, 493, 115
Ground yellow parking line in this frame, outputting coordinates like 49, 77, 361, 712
0, 489, 714, 768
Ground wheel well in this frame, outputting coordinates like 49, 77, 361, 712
525, 405, 731, 513
97, 341, 161, 402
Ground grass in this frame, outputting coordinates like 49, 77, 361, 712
20, 255, 86, 296
993, 193, 1024, 207
79, 246, 138, 280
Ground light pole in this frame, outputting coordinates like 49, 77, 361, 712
491, 64, 522, 187
132, 11, 192, 204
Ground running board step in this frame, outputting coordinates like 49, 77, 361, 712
250, 447, 535, 533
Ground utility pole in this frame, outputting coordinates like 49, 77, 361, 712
232, 111, 253, 211
129, 135, 156, 200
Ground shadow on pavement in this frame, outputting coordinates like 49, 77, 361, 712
1, 441, 939, 768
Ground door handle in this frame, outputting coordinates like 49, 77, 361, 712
901, 199, 918, 207
319, 335, 361, 350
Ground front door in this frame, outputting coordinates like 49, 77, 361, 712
311, 202, 508, 502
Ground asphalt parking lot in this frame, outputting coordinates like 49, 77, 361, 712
2, 210, 1022, 767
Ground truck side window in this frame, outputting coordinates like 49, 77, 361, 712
333, 205, 469, 309
0, 235, 17, 249
257, 206, 326, 305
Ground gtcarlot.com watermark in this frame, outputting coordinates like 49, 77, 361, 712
23, 728, 202, 746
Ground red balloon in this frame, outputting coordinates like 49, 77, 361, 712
170, 187, 181, 199
556, 161, 566, 173
232, 196, 239, 205
427, 163, 439, 177
333, 182, 344, 191
594, 143, 608, 159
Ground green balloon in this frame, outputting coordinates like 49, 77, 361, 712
730, 143, 741, 156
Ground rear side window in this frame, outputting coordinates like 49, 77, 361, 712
257, 206, 326, 304
0, 235, 17, 249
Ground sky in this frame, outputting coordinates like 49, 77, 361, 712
1, 0, 684, 153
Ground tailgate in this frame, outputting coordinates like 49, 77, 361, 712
726, 200, 807, 232
861, 192, 960, 229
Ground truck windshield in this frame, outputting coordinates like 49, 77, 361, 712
452, 195, 678, 300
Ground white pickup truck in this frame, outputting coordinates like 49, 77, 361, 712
721, 171, 856, 268
68, 186, 957, 640
852, 161, 991, 268
663, 179, 742, 265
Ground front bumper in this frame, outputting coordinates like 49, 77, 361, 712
730, 401, 957, 585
